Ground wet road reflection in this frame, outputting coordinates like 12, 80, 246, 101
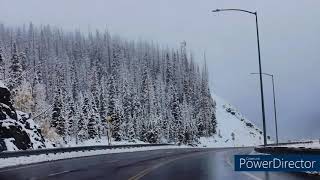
0, 148, 318, 180
140, 149, 319, 180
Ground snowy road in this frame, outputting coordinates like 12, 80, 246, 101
0, 147, 317, 180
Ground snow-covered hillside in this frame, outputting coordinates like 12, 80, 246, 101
0, 24, 269, 151
199, 95, 265, 147
0, 77, 265, 150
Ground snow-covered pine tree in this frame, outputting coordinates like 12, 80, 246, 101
99, 82, 107, 138
121, 70, 134, 141
131, 90, 141, 141
171, 86, 184, 143
181, 95, 189, 144
51, 88, 65, 136
112, 99, 124, 141
88, 98, 99, 139
77, 113, 87, 143
140, 56, 151, 141
19, 51, 27, 71
66, 94, 76, 139
70, 56, 80, 102
32, 66, 49, 117
106, 40, 125, 141
146, 77, 160, 143
77, 94, 89, 142
7, 43, 23, 91
0, 48, 5, 80
199, 60, 216, 136
88, 66, 100, 139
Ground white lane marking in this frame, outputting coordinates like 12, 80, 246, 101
225, 154, 262, 180
165, 151, 173, 154
48, 170, 70, 177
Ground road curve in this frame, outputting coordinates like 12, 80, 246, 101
0, 147, 318, 180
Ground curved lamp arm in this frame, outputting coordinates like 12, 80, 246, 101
212, 8, 256, 15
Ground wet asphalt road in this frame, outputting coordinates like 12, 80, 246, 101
0, 147, 318, 180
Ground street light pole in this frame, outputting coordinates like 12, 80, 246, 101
251, 73, 279, 144
255, 12, 268, 146
271, 75, 279, 145
212, 9, 268, 145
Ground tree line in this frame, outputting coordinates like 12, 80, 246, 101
0, 23, 216, 145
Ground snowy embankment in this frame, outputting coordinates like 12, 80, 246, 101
273, 140, 320, 149
199, 95, 267, 147
0, 145, 186, 169
255, 141, 320, 176
62, 138, 148, 148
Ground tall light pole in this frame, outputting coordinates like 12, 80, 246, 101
212, 8, 268, 145
251, 73, 279, 144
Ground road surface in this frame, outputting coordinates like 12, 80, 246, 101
0, 147, 318, 180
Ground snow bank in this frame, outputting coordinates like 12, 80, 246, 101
3, 138, 19, 151
60, 137, 149, 148
199, 95, 266, 147
0, 80, 6, 89
272, 140, 320, 149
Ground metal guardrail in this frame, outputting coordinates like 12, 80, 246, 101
255, 146, 320, 155
0, 143, 172, 158
255, 141, 318, 155
265, 141, 313, 146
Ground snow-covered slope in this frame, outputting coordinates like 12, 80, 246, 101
199, 95, 266, 147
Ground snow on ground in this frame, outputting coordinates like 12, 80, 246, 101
3, 138, 19, 151
199, 95, 266, 148
259, 140, 320, 176
61, 138, 148, 148
0, 80, 6, 89
0, 145, 186, 169
272, 140, 320, 149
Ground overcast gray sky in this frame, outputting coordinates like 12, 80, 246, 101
1, 0, 319, 141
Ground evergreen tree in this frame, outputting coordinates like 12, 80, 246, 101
77, 94, 89, 141
66, 95, 76, 139
87, 101, 98, 139
122, 73, 134, 141
19, 51, 27, 71
7, 43, 23, 91
51, 88, 65, 136
0, 48, 5, 80
108, 98, 124, 141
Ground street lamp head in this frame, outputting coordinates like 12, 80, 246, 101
211, 8, 257, 15
212, 9, 221, 12
250, 72, 274, 77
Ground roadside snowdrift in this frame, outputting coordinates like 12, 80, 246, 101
199, 95, 264, 147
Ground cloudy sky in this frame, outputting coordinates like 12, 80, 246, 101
1, 0, 319, 141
